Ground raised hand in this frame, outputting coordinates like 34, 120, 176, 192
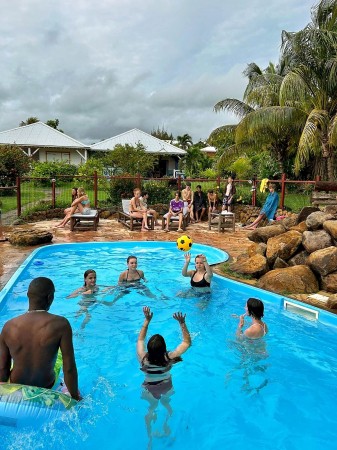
173, 312, 186, 324
143, 306, 153, 322
184, 252, 191, 263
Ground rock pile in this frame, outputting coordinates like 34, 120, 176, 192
230, 206, 337, 295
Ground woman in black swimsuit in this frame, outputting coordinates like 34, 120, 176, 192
182, 253, 213, 291
118, 255, 145, 285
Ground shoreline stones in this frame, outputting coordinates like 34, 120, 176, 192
230, 207, 337, 294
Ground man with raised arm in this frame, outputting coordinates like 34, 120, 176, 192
0, 277, 81, 400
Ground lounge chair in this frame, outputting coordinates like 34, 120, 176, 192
70, 209, 99, 231
117, 199, 154, 231
161, 202, 190, 231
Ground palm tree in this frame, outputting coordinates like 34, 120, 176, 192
279, 0, 337, 180
176, 134, 193, 150
214, 62, 305, 175
179, 146, 207, 177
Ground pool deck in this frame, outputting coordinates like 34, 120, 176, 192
1, 218, 336, 314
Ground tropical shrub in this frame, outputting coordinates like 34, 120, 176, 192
30, 161, 77, 186
0, 144, 31, 189
108, 176, 137, 205
74, 158, 108, 190
142, 181, 172, 204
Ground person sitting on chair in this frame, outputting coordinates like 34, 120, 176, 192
164, 191, 184, 232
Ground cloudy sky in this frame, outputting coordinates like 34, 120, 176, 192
0, 0, 314, 144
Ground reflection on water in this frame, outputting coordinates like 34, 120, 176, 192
226, 339, 269, 395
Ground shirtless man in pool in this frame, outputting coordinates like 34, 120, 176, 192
0, 277, 81, 400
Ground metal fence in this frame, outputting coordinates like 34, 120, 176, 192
0, 173, 319, 225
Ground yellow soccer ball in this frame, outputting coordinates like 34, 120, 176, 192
176, 235, 193, 252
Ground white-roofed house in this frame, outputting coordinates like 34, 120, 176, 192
0, 122, 89, 165
90, 128, 186, 177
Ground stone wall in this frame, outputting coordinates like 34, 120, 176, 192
230, 206, 337, 295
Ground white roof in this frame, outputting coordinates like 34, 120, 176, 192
0, 122, 88, 148
91, 128, 186, 155
201, 146, 217, 153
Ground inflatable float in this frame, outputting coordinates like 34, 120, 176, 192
0, 382, 78, 428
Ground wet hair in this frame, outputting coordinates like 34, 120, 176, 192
144, 334, 182, 367
133, 188, 141, 194
195, 254, 204, 262
247, 298, 264, 320
268, 183, 276, 190
127, 255, 137, 263
83, 269, 96, 286
27, 277, 55, 309
175, 190, 181, 197
142, 191, 148, 196
208, 189, 214, 194
196, 185, 202, 189
185, 182, 191, 187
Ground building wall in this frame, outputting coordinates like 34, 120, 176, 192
38, 149, 85, 165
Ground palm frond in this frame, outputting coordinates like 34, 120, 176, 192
328, 112, 337, 145
294, 110, 328, 174
208, 125, 237, 140
280, 71, 311, 110
214, 99, 254, 118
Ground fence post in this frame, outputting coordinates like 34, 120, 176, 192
51, 179, 56, 209
177, 175, 181, 191
94, 171, 98, 208
136, 173, 141, 189
280, 173, 286, 209
16, 176, 21, 217
252, 177, 257, 206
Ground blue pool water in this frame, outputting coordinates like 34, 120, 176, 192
0, 241, 337, 450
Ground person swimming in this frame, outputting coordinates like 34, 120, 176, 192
236, 298, 268, 339
137, 306, 191, 443
67, 269, 100, 329
182, 253, 213, 292
118, 255, 145, 285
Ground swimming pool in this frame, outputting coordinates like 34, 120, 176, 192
0, 241, 336, 450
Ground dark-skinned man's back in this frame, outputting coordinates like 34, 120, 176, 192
0, 277, 80, 400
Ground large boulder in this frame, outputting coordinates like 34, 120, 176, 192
323, 220, 337, 239
324, 205, 337, 216
229, 254, 268, 278
266, 230, 302, 261
305, 211, 334, 230
281, 214, 299, 230
289, 221, 307, 233
302, 230, 333, 253
257, 265, 319, 294
287, 249, 310, 266
273, 257, 289, 269
8, 230, 53, 246
321, 272, 337, 293
247, 242, 267, 257
247, 224, 285, 243
307, 246, 337, 277
297, 206, 320, 223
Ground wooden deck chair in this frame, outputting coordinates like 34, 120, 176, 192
161, 202, 190, 231
117, 199, 154, 231
70, 209, 99, 231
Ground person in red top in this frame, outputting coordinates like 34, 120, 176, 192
164, 191, 184, 232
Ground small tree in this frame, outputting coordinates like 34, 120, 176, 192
0, 145, 31, 187
102, 143, 158, 176
30, 160, 78, 186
